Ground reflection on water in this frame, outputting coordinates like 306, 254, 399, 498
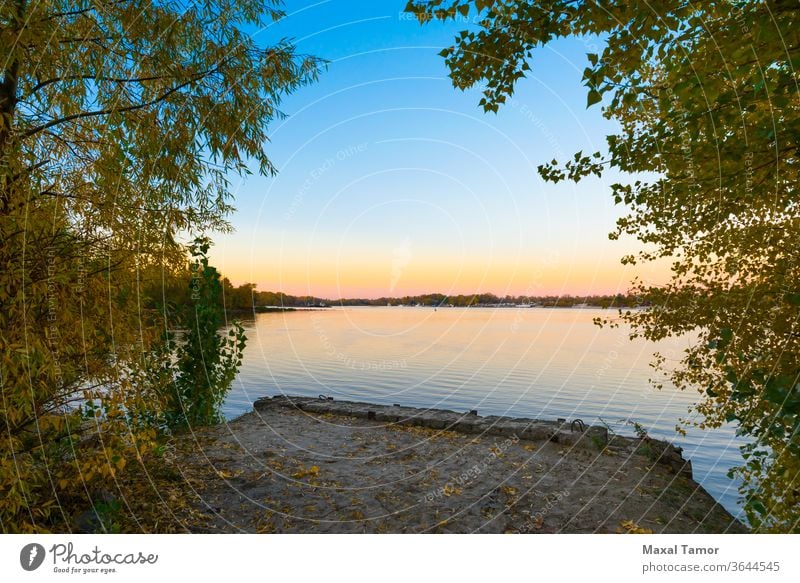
223, 306, 747, 519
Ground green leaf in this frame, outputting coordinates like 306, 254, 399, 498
784, 293, 800, 306
746, 500, 767, 517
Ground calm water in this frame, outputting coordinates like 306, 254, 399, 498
222, 306, 747, 519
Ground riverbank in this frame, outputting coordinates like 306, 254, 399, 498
226, 306, 336, 314
162, 396, 745, 533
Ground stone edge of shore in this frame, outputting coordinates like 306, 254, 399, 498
254, 394, 694, 479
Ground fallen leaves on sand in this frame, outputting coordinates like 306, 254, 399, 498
442, 484, 462, 497
501, 486, 518, 497
291, 465, 321, 479
618, 519, 654, 534
489, 445, 506, 458
215, 469, 241, 479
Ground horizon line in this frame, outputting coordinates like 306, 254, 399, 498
237, 288, 636, 302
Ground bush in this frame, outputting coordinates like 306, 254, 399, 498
162, 238, 247, 429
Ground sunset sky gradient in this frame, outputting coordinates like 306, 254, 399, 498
210, 0, 670, 298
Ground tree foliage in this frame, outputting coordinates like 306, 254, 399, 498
164, 238, 246, 429
407, 0, 800, 531
1, 0, 319, 532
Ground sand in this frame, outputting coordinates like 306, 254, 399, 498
166, 397, 746, 534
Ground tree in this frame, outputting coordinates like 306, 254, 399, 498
163, 238, 246, 429
1, 0, 320, 532
407, 0, 800, 531
222, 279, 258, 311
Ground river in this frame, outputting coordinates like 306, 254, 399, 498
222, 306, 747, 520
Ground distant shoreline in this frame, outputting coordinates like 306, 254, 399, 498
226, 286, 649, 311
226, 306, 331, 314
230, 304, 639, 313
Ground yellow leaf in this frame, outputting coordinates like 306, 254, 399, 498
442, 484, 462, 497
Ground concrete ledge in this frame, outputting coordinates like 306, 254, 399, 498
253, 395, 693, 479
255, 395, 607, 451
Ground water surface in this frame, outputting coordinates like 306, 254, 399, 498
223, 306, 747, 519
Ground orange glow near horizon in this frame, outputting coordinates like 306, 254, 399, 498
212, 243, 672, 299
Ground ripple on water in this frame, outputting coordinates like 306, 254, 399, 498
222, 307, 748, 520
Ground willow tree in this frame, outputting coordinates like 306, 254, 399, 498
407, 0, 800, 531
0, 0, 319, 532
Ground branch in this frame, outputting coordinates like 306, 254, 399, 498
22, 71, 214, 138
43, 0, 133, 22
23, 72, 180, 100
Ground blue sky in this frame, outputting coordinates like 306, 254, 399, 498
211, 0, 665, 298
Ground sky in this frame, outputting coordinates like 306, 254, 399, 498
210, 0, 670, 299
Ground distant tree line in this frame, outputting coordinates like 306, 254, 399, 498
332, 292, 647, 308
149, 280, 648, 311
